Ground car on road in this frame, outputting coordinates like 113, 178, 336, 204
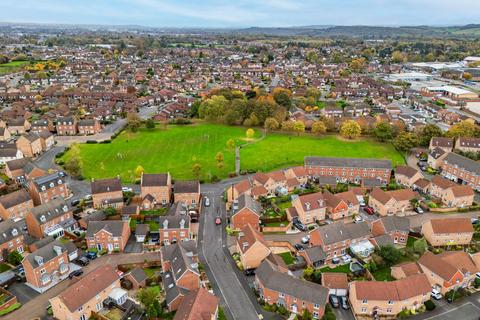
84, 194, 93, 201
301, 235, 310, 244
329, 295, 339, 308
364, 206, 375, 215
68, 269, 83, 279
293, 220, 307, 232
71, 199, 80, 207
244, 269, 255, 276
76, 256, 89, 266
340, 296, 349, 310
431, 289, 442, 300
204, 197, 210, 207
86, 251, 97, 260
215, 217, 221, 225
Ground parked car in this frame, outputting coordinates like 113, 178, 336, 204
294, 244, 304, 251
293, 220, 307, 232
68, 269, 83, 279
472, 218, 479, 225
215, 217, 221, 225
70, 199, 80, 207
476, 272, 480, 279
301, 235, 310, 244
354, 216, 364, 223
414, 206, 424, 214
122, 187, 132, 192
244, 269, 255, 276
76, 257, 89, 266
332, 257, 341, 264
204, 197, 210, 207
340, 296, 349, 310
431, 289, 442, 300
86, 251, 97, 260
329, 295, 339, 308
364, 206, 375, 215
341, 254, 352, 264
84, 194, 93, 201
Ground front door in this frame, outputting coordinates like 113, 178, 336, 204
97, 244, 103, 251
107, 243, 113, 252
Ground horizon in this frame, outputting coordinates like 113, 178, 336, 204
2, 0, 480, 28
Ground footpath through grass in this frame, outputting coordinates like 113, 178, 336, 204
63, 123, 405, 182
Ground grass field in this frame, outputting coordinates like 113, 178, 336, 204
0, 60, 32, 75
240, 132, 405, 173
63, 123, 405, 182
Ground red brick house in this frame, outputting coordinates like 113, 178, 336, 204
173, 288, 219, 320
91, 177, 124, 209
77, 119, 101, 135
25, 198, 76, 239
86, 220, 130, 252
0, 189, 34, 222
370, 216, 410, 247
174, 181, 200, 208
231, 194, 261, 231
0, 220, 25, 259
255, 259, 329, 319
28, 172, 69, 205
56, 117, 77, 135
157, 203, 191, 245
140, 172, 172, 208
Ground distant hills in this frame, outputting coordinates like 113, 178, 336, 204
1, 22, 480, 38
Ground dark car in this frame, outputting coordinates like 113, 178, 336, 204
293, 220, 307, 232
71, 199, 80, 207
332, 257, 341, 264
294, 244, 304, 251
76, 256, 89, 266
244, 269, 255, 276
86, 251, 97, 260
68, 269, 83, 279
364, 206, 375, 215
340, 296, 349, 310
329, 295, 339, 308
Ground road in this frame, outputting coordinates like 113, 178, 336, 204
411, 292, 480, 320
5, 252, 160, 320
199, 185, 261, 320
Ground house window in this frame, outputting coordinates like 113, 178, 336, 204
314, 303, 319, 309
361, 307, 367, 313
80, 314, 86, 320
40, 268, 46, 274
78, 306, 83, 312
279, 292, 285, 298
362, 299, 368, 304
313, 311, 319, 318
96, 302, 103, 311
388, 300, 394, 305
387, 308, 392, 313
114, 243, 119, 248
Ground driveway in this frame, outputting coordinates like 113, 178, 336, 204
6, 281, 39, 304
333, 307, 355, 320
124, 235, 143, 253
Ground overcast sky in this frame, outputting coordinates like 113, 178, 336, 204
2, 0, 480, 28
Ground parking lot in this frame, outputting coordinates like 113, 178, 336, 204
423, 302, 480, 320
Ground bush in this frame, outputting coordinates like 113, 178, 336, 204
0, 303, 21, 316
100, 139, 111, 143
424, 300, 436, 311
86, 140, 98, 144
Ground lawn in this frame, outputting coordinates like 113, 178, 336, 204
143, 267, 161, 278
62, 123, 258, 182
263, 220, 289, 227
62, 123, 405, 182
241, 133, 405, 173
0, 263, 11, 273
0, 60, 32, 75
372, 266, 395, 281
277, 252, 295, 265
319, 264, 351, 273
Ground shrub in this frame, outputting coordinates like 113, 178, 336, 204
100, 139, 111, 143
424, 300, 436, 311
86, 140, 98, 144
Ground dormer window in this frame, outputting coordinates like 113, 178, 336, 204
49, 182, 55, 188
40, 215, 46, 222
41, 186, 46, 191
11, 229, 18, 236
58, 180, 63, 184
63, 206, 68, 212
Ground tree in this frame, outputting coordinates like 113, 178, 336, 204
293, 121, 305, 136
138, 287, 161, 318
463, 72, 473, 81
446, 120, 477, 138
349, 57, 366, 72
192, 163, 202, 179
273, 88, 293, 110
374, 121, 394, 142
413, 238, 428, 254
417, 124, 443, 147
264, 117, 279, 131
306, 50, 319, 64
135, 165, 145, 179
215, 152, 224, 169
376, 245, 402, 266
246, 128, 255, 139
301, 308, 313, 320
303, 266, 314, 280
64, 156, 82, 179
226, 139, 235, 152
104, 207, 117, 217
126, 112, 142, 132
23, 72, 31, 83
340, 120, 361, 139
281, 120, 295, 132
145, 118, 155, 129
391, 51, 407, 63
393, 132, 418, 152
7, 250, 23, 265
311, 121, 327, 135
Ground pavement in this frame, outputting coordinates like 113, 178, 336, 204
411, 293, 480, 320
